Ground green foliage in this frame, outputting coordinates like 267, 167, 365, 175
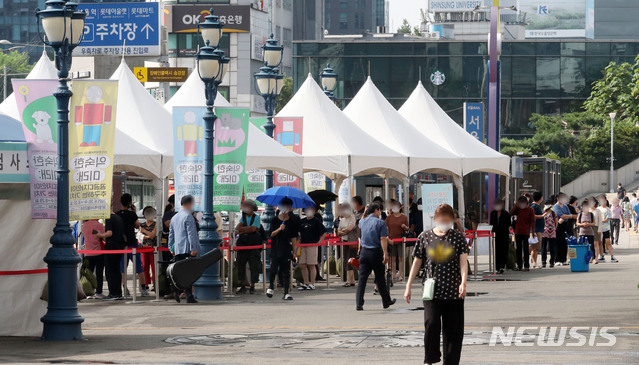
584, 58, 639, 124
397, 19, 412, 34
275, 77, 293, 114
0, 51, 35, 99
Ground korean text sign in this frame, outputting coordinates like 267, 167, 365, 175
0, 142, 29, 183
173, 107, 205, 211
69, 80, 119, 221
76, 3, 160, 56
214, 108, 249, 212
12, 79, 59, 219
273, 116, 303, 189
421, 183, 454, 229
463, 102, 483, 142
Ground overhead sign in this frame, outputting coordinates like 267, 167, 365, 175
134, 67, 189, 83
166, 5, 251, 33
0, 142, 29, 183
75, 2, 161, 56
428, 0, 484, 11
464, 102, 483, 143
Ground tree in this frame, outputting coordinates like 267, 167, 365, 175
397, 19, 412, 34
0, 51, 35, 101
584, 57, 639, 124
275, 77, 293, 113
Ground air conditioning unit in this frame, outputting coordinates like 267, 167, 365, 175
429, 31, 440, 39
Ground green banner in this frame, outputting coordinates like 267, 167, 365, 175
213, 107, 249, 212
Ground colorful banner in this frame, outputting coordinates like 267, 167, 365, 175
68, 80, 119, 221
273, 116, 303, 189
242, 117, 269, 207
421, 183, 454, 229
0, 142, 29, 183
173, 107, 205, 211
12, 79, 59, 219
213, 107, 249, 212
249, 117, 268, 133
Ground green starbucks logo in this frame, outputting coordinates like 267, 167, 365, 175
430, 70, 446, 86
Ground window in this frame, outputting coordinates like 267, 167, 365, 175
339, 0, 348, 9
326, 13, 331, 29
339, 13, 348, 30
283, 28, 292, 49
283, 0, 292, 11
276, 26, 281, 42
168, 33, 229, 58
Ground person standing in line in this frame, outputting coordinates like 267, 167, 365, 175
410, 198, 425, 237
597, 196, 618, 263
510, 196, 536, 271
235, 200, 264, 295
530, 192, 545, 269
355, 203, 396, 311
567, 196, 579, 237
297, 205, 326, 291
96, 210, 125, 300
576, 200, 596, 259
139, 206, 157, 292
633, 197, 639, 233
405, 204, 469, 365
553, 193, 573, 266
83, 219, 105, 298
168, 195, 202, 303
117, 193, 146, 296
385, 199, 409, 281
267, 198, 299, 301
622, 196, 633, 232
609, 198, 623, 245
489, 198, 511, 274
541, 200, 558, 268
337, 203, 358, 287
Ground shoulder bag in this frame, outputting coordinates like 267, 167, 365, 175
422, 261, 436, 301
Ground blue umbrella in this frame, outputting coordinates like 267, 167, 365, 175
256, 186, 316, 209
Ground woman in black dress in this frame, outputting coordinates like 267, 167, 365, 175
489, 198, 511, 273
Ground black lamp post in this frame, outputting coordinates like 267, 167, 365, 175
320, 64, 338, 231
194, 9, 227, 300
254, 34, 283, 231
35, 0, 85, 341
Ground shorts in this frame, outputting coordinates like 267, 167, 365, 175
529, 242, 541, 251
602, 231, 610, 240
593, 226, 601, 241
390, 242, 404, 256
120, 252, 143, 274
298, 245, 318, 265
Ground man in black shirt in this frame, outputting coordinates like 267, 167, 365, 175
298, 206, 326, 290
267, 198, 299, 300
116, 194, 146, 296
96, 211, 125, 300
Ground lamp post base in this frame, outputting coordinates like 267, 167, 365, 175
193, 229, 224, 301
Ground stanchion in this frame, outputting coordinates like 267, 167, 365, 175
228, 246, 234, 294
323, 241, 334, 291
152, 246, 162, 302
126, 248, 141, 304
262, 243, 267, 294
402, 238, 407, 281
122, 252, 128, 297
289, 260, 293, 293
340, 243, 344, 282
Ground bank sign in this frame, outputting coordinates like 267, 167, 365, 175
166, 5, 251, 33
75, 3, 160, 56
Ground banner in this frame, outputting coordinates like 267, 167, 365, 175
304, 172, 326, 193
68, 80, 118, 220
12, 79, 59, 219
273, 116, 303, 189
173, 107, 205, 211
421, 183, 454, 229
213, 107, 249, 212
0, 142, 29, 183
463, 102, 483, 142
242, 117, 269, 207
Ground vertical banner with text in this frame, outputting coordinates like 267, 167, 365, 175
463, 102, 484, 143
273, 116, 303, 188
68, 80, 118, 220
12, 79, 59, 219
421, 183, 454, 229
173, 107, 205, 211
213, 107, 249, 212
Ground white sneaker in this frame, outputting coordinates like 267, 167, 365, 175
297, 284, 308, 291
610, 256, 619, 263
282, 294, 293, 300
94, 293, 106, 299
266, 288, 274, 298
307, 284, 316, 290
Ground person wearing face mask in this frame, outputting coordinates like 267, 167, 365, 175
553, 193, 573, 266
405, 204, 469, 365
297, 205, 326, 291
489, 198, 511, 274
168, 195, 201, 303
267, 197, 299, 300
372, 196, 387, 220
410, 198, 424, 237
235, 200, 264, 295
597, 195, 618, 263
355, 203, 396, 310
509, 196, 536, 271
337, 203, 359, 286
385, 199, 409, 281
139, 206, 157, 294
541, 200, 558, 268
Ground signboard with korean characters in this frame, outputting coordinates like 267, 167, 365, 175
0, 142, 29, 183
165, 5, 251, 33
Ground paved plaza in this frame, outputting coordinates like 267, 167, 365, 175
2, 230, 639, 364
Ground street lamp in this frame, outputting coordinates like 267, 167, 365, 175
609, 112, 616, 193
319, 64, 338, 230
194, 9, 226, 300
35, 0, 85, 341
254, 34, 284, 230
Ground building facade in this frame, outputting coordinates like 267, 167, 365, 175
324, 0, 388, 35
293, 37, 639, 138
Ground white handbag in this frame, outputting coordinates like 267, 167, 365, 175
422, 263, 436, 301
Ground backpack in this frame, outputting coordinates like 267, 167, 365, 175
236, 215, 265, 247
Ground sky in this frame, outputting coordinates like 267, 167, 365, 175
388, 0, 426, 33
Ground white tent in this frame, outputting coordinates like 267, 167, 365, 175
0, 51, 58, 120
163, 64, 231, 112
276, 74, 407, 180
399, 81, 510, 176
344, 77, 462, 177
246, 123, 303, 177
110, 59, 174, 178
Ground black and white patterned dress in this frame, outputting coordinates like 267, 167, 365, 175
413, 229, 470, 300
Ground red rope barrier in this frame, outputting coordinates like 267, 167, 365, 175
0, 268, 48, 276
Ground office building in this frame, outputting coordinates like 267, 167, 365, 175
324, 0, 388, 35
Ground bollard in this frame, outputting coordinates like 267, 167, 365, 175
262, 243, 267, 294
289, 260, 293, 293
340, 244, 344, 282
473, 232, 479, 280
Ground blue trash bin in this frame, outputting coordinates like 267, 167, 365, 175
568, 245, 590, 272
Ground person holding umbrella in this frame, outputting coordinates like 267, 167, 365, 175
267, 197, 300, 301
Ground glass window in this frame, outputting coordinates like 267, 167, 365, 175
500, 57, 512, 98
369, 57, 391, 95
438, 42, 463, 55
168, 34, 177, 57
463, 42, 487, 55
340, 0, 348, 9
339, 13, 348, 29
536, 42, 560, 55
283, 28, 292, 48
390, 58, 414, 98
502, 99, 533, 135
611, 43, 636, 56
511, 57, 536, 97
434, 56, 463, 98
461, 56, 486, 98
536, 57, 560, 97
586, 56, 612, 91
586, 42, 610, 55
560, 57, 586, 97
511, 42, 535, 55
561, 42, 585, 56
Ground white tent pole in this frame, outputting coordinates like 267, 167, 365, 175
384, 177, 390, 202
505, 175, 511, 210
454, 175, 465, 230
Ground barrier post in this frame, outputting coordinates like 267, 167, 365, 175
262, 243, 267, 294
122, 252, 128, 297
340, 243, 344, 282
491, 233, 496, 273
131, 248, 137, 303
402, 238, 407, 281
474, 232, 479, 280
228, 246, 234, 294
323, 241, 334, 291
152, 247, 161, 302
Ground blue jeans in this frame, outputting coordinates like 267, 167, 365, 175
120, 252, 143, 273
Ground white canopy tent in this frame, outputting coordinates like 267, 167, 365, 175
399, 81, 510, 176
163, 64, 231, 112
246, 123, 303, 177
276, 74, 407, 182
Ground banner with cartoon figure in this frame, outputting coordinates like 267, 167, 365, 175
213, 107, 249, 212
68, 80, 118, 221
172, 106, 205, 211
12, 79, 59, 219
273, 116, 303, 189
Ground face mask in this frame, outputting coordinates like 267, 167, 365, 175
305, 209, 315, 216
417, 205, 422, 211
342, 209, 352, 216
518, 204, 527, 209
560, 198, 569, 204
435, 222, 453, 232
392, 207, 400, 213
494, 204, 503, 211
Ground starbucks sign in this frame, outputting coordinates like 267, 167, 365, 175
430, 70, 446, 86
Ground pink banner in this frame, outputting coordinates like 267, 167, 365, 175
12, 79, 59, 219
273, 116, 303, 189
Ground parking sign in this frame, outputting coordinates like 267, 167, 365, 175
75, 3, 160, 57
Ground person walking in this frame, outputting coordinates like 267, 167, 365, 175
235, 200, 264, 295
610, 198, 623, 245
553, 193, 574, 266
168, 195, 202, 303
355, 203, 396, 311
405, 204, 469, 365
616, 183, 626, 201
297, 205, 326, 291
489, 198, 510, 274
337, 203, 358, 287
82, 219, 105, 298
385, 199, 409, 281
96, 211, 125, 300
530, 192, 545, 269
622, 196, 633, 232
139, 206, 157, 293
597, 196, 618, 263
541, 200, 558, 268
510, 196, 536, 271
267, 197, 299, 301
